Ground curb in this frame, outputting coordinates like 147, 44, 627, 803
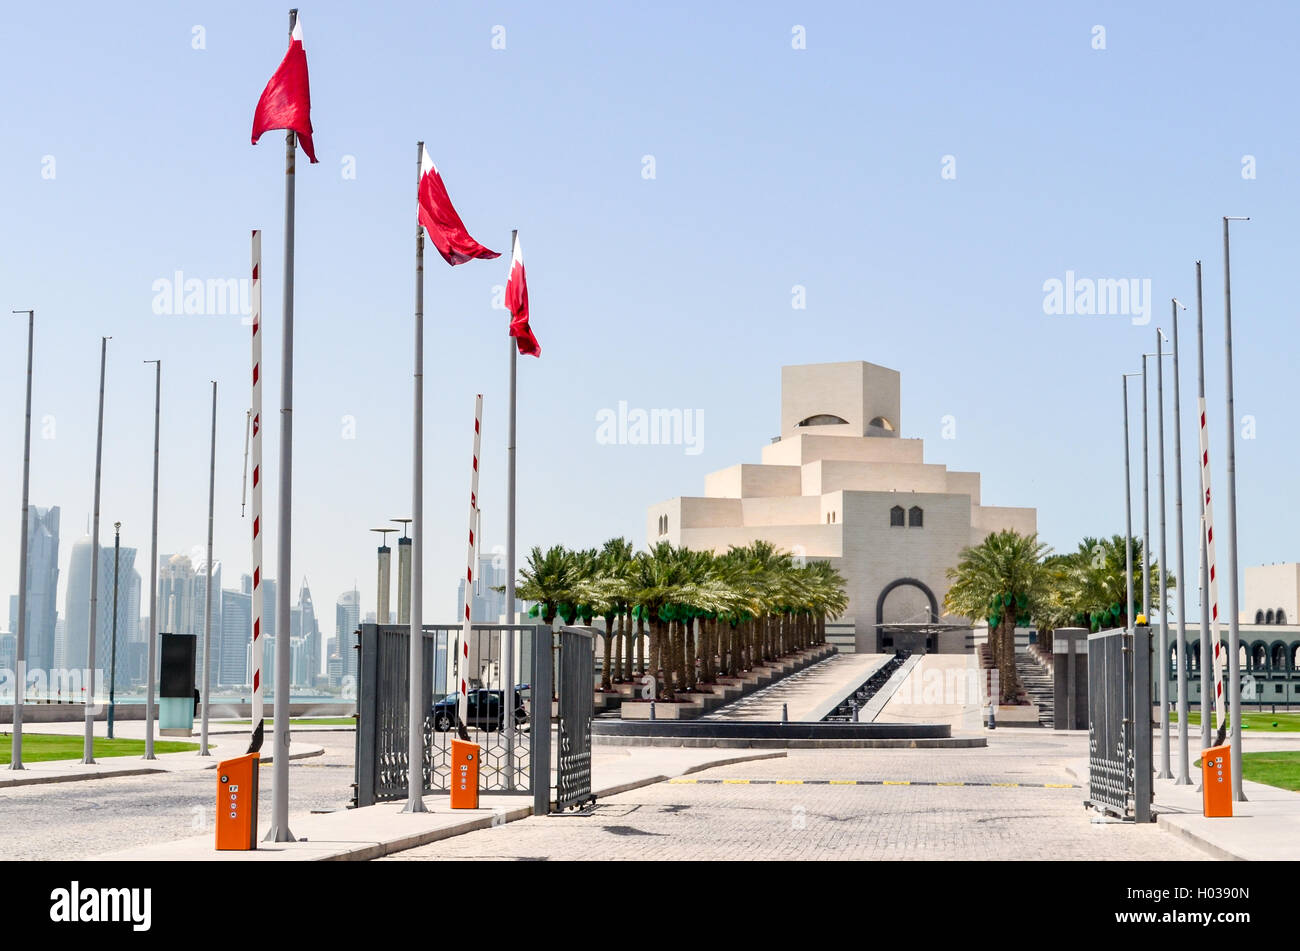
1154, 815, 1247, 861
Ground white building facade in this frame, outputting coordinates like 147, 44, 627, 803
646, 361, 1037, 654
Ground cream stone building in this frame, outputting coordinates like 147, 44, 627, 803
646, 361, 1037, 654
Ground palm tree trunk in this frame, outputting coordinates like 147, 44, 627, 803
636, 615, 645, 677
612, 613, 624, 684
601, 616, 614, 690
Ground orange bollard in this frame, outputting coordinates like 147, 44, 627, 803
449, 739, 480, 809
215, 752, 260, 850
1200, 744, 1233, 818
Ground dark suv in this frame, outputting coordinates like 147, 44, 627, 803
431, 686, 529, 733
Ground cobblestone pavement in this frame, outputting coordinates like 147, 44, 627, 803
0, 731, 357, 860
383, 733, 1210, 861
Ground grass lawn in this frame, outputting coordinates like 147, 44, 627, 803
0, 733, 199, 765
228, 717, 354, 726
1178, 711, 1300, 733
1195, 751, 1300, 792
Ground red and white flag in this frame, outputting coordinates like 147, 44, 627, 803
506, 235, 540, 357
251, 16, 318, 163
418, 145, 499, 266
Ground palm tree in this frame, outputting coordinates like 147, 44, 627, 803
582, 537, 633, 690
945, 529, 1051, 704
1055, 535, 1172, 633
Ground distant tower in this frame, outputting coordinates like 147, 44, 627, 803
371, 528, 394, 625
393, 518, 412, 626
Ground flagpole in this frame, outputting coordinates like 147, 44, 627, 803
85, 336, 109, 764
503, 230, 518, 789
1169, 300, 1192, 785
267, 6, 299, 843
1155, 327, 1171, 780
1222, 215, 1249, 802
144, 359, 160, 759
200, 380, 216, 756
404, 140, 428, 813
458, 395, 483, 742
10, 309, 34, 770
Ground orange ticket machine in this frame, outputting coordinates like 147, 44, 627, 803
1201, 744, 1233, 818
449, 739, 480, 809
216, 752, 260, 850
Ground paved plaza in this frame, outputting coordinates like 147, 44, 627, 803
383, 733, 1210, 861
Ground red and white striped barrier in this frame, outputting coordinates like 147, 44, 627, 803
248, 230, 265, 754
457, 394, 482, 736
1197, 397, 1226, 736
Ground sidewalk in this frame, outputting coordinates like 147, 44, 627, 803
94, 747, 786, 862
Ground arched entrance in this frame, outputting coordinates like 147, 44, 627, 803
875, 578, 940, 653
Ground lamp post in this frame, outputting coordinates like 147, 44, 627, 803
84, 336, 110, 765
108, 522, 121, 739
143, 359, 161, 760
10, 309, 34, 770
1123, 372, 1141, 637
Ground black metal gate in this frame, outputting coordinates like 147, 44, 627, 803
556, 626, 595, 811
1085, 624, 1152, 821
354, 623, 540, 807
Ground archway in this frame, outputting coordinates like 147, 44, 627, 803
875, 578, 939, 653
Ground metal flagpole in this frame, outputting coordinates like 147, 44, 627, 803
200, 380, 216, 756
404, 141, 428, 813
1141, 354, 1150, 624
1196, 297, 1228, 754
1123, 373, 1139, 639
504, 229, 519, 788
109, 523, 120, 739
85, 336, 109, 764
1155, 329, 1171, 779
10, 309, 34, 770
1195, 262, 1212, 756
1222, 215, 1249, 801
267, 7, 299, 842
144, 359, 161, 759
457, 396, 483, 743
1169, 301, 1192, 784
248, 231, 265, 755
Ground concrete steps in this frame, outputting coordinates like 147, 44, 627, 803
1015, 650, 1055, 727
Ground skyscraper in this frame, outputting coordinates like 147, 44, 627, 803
335, 588, 360, 681
457, 554, 519, 624
191, 558, 221, 686
296, 579, 320, 684
15, 505, 60, 677
59, 536, 137, 688
219, 587, 251, 686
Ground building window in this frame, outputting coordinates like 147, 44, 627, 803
832, 511, 837, 523
908, 506, 923, 528
797, 413, 849, 427
1256, 610, 1265, 624
889, 505, 905, 527
868, 416, 895, 432
1267, 609, 1275, 624
1278, 609, 1287, 625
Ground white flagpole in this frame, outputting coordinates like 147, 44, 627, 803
267, 6, 299, 843
404, 141, 428, 813
201, 380, 216, 756
144, 359, 161, 759
458, 395, 483, 740
84, 336, 109, 764
249, 230, 265, 754
10, 309, 34, 770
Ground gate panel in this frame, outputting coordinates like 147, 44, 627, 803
556, 626, 595, 811
354, 623, 539, 807
1086, 624, 1152, 821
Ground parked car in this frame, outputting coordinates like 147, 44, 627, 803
431, 686, 529, 732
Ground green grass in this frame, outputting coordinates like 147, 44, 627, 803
228, 717, 354, 726
1195, 751, 1300, 792
0, 733, 199, 765
1178, 711, 1300, 733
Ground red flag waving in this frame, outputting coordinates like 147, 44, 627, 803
506, 235, 540, 357
251, 17, 318, 164
418, 145, 499, 266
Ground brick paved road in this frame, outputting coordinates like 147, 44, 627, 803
383, 733, 1210, 861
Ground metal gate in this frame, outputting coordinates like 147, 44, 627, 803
556, 626, 595, 811
1085, 624, 1152, 821
354, 623, 540, 807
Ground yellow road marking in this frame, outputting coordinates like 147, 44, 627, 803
1044, 783, 1073, 788
775, 780, 803, 784
722, 779, 750, 784
938, 782, 965, 786
991, 782, 1019, 787
829, 780, 857, 785
882, 780, 910, 785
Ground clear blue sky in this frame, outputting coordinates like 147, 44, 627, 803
1, 0, 1295, 635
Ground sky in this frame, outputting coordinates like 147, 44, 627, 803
1, 0, 1298, 644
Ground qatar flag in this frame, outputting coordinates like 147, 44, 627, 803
251, 16, 318, 163
506, 235, 540, 357
418, 145, 499, 266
